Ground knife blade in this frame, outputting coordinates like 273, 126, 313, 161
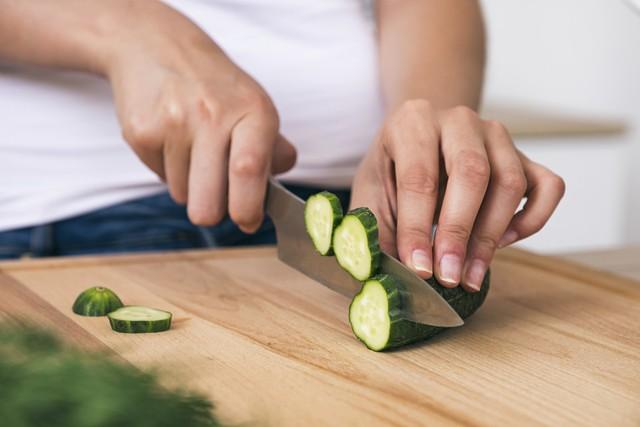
265, 177, 464, 327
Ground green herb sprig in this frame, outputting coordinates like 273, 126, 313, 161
0, 324, 223, 427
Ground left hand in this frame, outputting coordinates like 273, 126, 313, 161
350, 100, 565, 292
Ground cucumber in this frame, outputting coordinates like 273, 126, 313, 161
332, 207, 380, 281
72, 286, 124, 317
304, 191, 344, 255
107, 306, 172, 334
349, 273, 490, 351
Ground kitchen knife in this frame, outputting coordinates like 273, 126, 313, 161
265, 177, 464, 327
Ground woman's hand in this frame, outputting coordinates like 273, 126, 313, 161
106, 2, 295, 232
351, 100, 565, 292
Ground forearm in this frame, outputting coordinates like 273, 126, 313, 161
376, 0, 486, 111
0, 0, 208, 75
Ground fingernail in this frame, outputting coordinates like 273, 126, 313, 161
465, 259, 486, 292
439, 254, 462, 285
411, 249, 432, 275
498, 229, 519, 248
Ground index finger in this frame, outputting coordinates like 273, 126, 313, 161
388, 104, 440, 278
434, 108, 489, 287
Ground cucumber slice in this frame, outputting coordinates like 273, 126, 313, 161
304, 191, 344, 255
72, 286, 124, 317
349, 273, 490, 351
332, 207, 380, 281
107, 306, 172, 334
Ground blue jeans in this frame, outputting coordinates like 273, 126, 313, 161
0, 184, 351, 260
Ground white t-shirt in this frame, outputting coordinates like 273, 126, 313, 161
0, 0, 384, 232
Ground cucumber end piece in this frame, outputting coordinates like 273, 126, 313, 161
108, 306, 173, 334
72, 286, 124, 317
350, 272, 492, 351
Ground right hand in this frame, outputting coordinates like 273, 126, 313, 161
105, 3, 296, 232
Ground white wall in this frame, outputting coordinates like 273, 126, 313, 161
481, 0, 640, 253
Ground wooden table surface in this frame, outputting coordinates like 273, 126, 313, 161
562, 246, 640, 282
0, 247, 639, 427
481, 104, 627, 138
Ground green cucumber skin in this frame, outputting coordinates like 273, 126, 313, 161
334, 207, 381, 280
351, 272, 490, 351
72, 287, 124, 317
304, 191, 344, 256
108, 317, 172, 334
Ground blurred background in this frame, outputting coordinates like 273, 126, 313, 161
480, 0, 640, 254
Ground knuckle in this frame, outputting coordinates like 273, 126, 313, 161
251, 94, 280, 129
197, 97, 224, 124
484, 119, 509, 138
450, 105, 478, 122
230, 153, 267, 178
384, 105, 438, 153
398, 166, 439, 197
250, 91, 276, 115
496, 168, 527, 196
471, 232, 499, 251
234, 82, 277, 116
382, 119, 403, 144
457, 150, 490, 182
438, 222, 472, 244
122, 118, 157, 148
163, 102, 186, 128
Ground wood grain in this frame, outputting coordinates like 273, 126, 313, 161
0, 247, 638, 427
562, 246, 640, 282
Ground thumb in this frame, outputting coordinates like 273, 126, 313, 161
271, 134, 297, 174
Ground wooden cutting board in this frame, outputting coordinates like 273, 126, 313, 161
0, 247, 638, 427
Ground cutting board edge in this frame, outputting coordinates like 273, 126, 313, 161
0, 246, 278, 272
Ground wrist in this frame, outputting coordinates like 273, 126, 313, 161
94, 1, 193, 75
101, 2, 228, 80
